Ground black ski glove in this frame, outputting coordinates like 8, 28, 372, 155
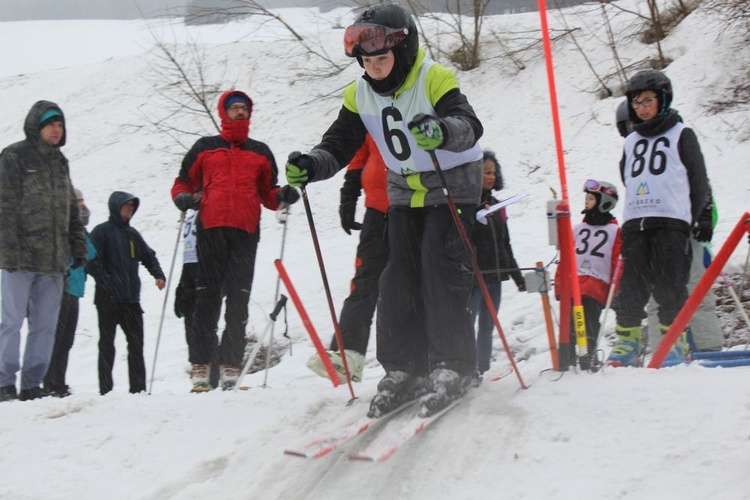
174, 192, 198, 212
339, 200, 362, 235
692, 220, 713, 243
277, 185, 300, 206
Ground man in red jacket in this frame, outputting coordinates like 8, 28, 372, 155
171, 90, 299, 392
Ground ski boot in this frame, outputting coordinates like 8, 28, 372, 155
606, 325, 642, 367
190, 363, 211, 393
367, 371, 425, 418
419, 366, 476, 418
220, 365, 241, 391
307, 350, 365, 383
661, 324, 691, 366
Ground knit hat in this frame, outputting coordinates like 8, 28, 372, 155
74, 188, 83, 200
224, 93, 251, 110
39, 108, 63, 129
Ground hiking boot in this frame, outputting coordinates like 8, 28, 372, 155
606, 325, 642, 367
0, 385, 18, 402
419, 367, 474, 417
190, 363, 211, 393
220, 365, 241, 391
367, 371, 425, 418
43, 384, 72, 398
19, 386, 46, 401
661, 325, 691, 366
306, 350, 365, 383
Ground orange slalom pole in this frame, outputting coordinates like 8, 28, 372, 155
536, 261, 559, 371
275, 259, 341, 387
649, 212, 750, 368
537, 0, 587, 358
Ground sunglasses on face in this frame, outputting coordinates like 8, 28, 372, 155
631, 96, 656, 109
584, 179, 617, 198
344, 23, 408, 57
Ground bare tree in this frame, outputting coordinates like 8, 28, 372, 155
137, 25, 229, 158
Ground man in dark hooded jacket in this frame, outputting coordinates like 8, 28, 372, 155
87, 191, 166, 395
171, 89, 300, 392
0, 100, 87, 402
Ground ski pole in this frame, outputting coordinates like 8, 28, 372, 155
148, 211, 185, 394
427, 150, 527, 390
594, 257, 623, 368
262, 205, 291, 388
234, 295, 288, 392
299, 185, 357, 402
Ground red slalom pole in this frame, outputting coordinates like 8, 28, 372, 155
275, 259, 341, 388
649, 213, 750, 368
537, 0, 587, 360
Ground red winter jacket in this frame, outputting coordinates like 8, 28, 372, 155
347, 135, 388, 213
171, 90, 281, 234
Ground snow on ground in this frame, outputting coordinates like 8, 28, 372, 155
0, 2, 749, 499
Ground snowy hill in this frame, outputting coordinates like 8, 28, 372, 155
0, 2, 749, 499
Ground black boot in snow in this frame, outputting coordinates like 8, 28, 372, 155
367, 371, 425, 418
419, 367, 475, 417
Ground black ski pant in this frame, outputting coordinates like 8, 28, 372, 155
330, 208, 388, 355
96, 300, 146, 394
376, 205, 476, 377
44, 292, 79, 391
176, 263, 219, 387
191, 227, 258, 368
615, 227, 691, 328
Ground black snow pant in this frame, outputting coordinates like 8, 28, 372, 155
190, 227, 258, 368
96, 300, 146, 395
376, 204, 476, 377
330, 208, 388, 355
176, 262, 219, 387
615, 227, 691, 328
44, 292, 79, 391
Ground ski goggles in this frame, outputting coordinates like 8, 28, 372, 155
583, 179, 617, 198
344, 23, 409, 57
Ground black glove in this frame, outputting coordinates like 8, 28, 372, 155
339, 200, 362, 235
516, 281, 526, 292
277, 185, 300, 206
174, 192, 198, 212
691, 220, 713, 243
71, 257, 87, 270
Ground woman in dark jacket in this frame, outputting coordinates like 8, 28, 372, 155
471, 151, 525, 374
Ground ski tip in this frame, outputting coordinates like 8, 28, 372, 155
238, 385, 251, 391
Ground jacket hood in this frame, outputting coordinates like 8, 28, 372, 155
108, 191, 139, 222
218, 90, 253, 143
24, 100, 66, 147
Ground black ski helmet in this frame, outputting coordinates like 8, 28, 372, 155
615, 99, 632, 138
344, 3, 419, 95
625, 69, 672, 122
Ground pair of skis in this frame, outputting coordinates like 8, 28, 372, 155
284, 367, 512, 462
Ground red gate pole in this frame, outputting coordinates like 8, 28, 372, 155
649, 213, 750, 368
